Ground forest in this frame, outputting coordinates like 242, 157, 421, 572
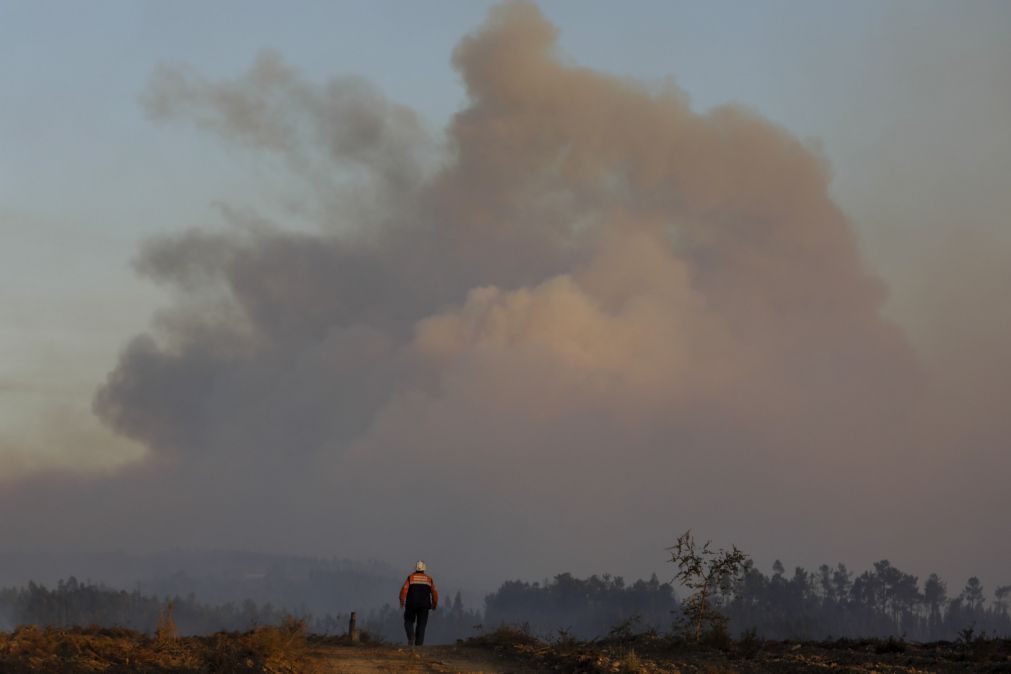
1, 560, 1008, 644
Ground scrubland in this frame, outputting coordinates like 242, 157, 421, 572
3, 622, 1011, 673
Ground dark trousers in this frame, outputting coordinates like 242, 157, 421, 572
403, 606, 430, 645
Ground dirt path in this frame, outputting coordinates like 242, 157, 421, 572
309, 644, 537, 674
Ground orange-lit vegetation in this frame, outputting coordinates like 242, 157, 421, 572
0, 618, 319, 674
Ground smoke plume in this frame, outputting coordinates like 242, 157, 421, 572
2, 1, 1007, 588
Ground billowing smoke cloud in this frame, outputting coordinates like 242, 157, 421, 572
2, 2, 1006, 588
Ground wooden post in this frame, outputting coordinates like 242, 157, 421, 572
349, 611, 360, 642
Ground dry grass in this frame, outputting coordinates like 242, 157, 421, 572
0, 618, 315, 673
617, 647, 643, 672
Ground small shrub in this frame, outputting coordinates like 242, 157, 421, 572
617, 647, 642, 672
609, 615, 643, 642
701, 666, 737, 674
463, 625, 543, 650
199, 617, 309, 674
700, 621, 732, 651
874, 636, 907, 654
552, 627, 580, 649
668, 530, 749, 642
201, 632, 262, 673
156, 602, 178, 643
736, 627, 762, 659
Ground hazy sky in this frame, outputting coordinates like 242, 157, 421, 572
2, 1, 1009, 591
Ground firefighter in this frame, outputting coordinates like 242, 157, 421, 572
399, 560, 439, 646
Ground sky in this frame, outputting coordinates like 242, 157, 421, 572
1, 1, 1010, 593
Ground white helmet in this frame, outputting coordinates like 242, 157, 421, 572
415, 560, 427, 572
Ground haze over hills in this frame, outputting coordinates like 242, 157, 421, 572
0, 550, 401, 605
1, 0, 1010, 597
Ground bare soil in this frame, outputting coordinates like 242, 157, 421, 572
309, 644, 536, 673
307, 638, 1011, 673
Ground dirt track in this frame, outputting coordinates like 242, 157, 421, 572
309, 644, 535, 674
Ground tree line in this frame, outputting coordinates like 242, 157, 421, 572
724, 559, 1011, 641
1, 561, 1008, 643
0, 577, 321, 636
471, 561, 1011, 642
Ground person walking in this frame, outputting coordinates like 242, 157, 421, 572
399, 560, 438, 646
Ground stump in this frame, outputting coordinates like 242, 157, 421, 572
349, 611, 360, 642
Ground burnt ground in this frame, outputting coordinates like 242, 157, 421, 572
459, 627, 1011, 673
2, 625, 1011, 673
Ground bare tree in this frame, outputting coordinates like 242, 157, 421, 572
668, 529, 749, 641
994, 585, 1011, 616
962, 577, 985, 612
924, 573, 947, 636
